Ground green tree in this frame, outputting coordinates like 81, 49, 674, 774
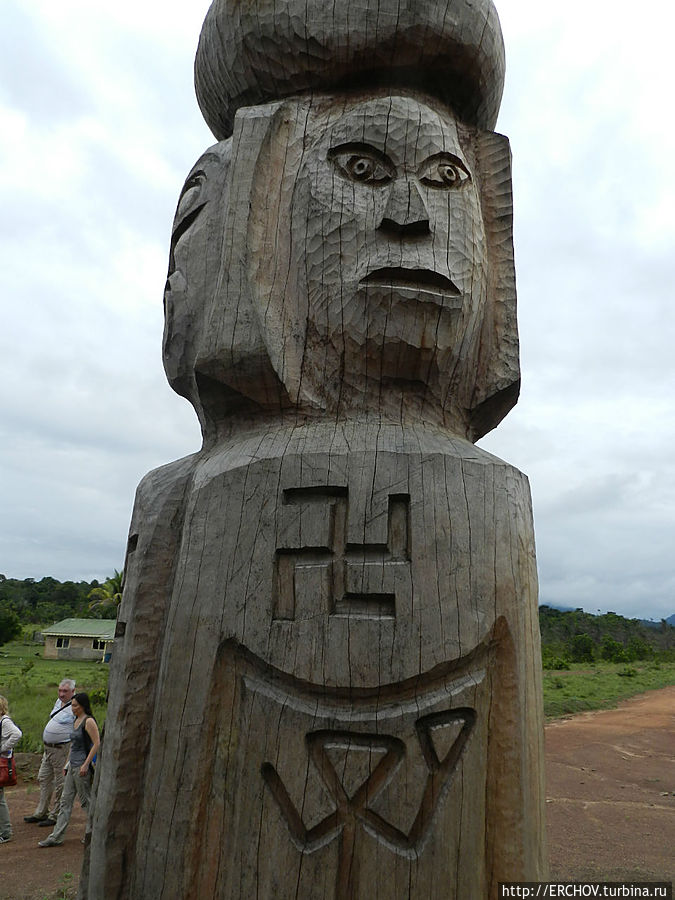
567, 633, 595, 663
600, 636, 628, 663
626, 637, 652, 661
87, 570, 123, 617
0, 605, 21, 646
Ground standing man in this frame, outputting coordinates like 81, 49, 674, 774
24, 678, 75, 828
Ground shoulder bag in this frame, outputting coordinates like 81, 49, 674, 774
0, 718, 18, 787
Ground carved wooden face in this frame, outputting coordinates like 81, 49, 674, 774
265, 95, 489, 424
165, 94, 517, 439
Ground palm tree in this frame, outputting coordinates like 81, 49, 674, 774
88, 569, 123, 616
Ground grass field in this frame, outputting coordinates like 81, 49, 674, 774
542, 659, 675, 718
0, 639, 109, 752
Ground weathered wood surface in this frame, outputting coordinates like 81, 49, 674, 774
83, 1, 547, 897
162, 94, 519, 444
88, 427, 545, 899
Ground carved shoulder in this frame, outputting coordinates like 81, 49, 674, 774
115, 453, 198, 629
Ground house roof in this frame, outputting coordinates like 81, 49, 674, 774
42, 618, 116, 640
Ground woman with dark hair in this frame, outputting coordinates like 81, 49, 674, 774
0, 695, 22, 844
38, 692, 99, 848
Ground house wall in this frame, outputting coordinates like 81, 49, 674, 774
43, 635, 113, 661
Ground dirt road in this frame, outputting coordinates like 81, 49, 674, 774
546, 684, 674, 883
0, 687, 672, 898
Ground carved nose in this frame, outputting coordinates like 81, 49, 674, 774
379, 179, 430, 237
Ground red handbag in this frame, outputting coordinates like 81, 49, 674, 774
0, 718, 18, 787
0, 756, 16, 787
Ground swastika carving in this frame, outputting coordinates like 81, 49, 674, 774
273, 487, 410, 621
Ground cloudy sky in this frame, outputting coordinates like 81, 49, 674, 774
1, 1, 673, 622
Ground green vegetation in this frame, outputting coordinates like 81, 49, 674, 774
0, 605, 21, 646
539, 605, 675, 668
0, 640, 108, 752
40, 870, 76, 900
0, 573, 117, 625
539, 605, 675, 717
542, 659, 675, 718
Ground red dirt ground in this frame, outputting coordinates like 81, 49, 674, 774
545, 684, 674, 883
0, 686, 672, 899
0, 758, 87, 900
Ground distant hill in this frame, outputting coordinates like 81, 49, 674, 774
637, 613, 675, 630
541, 602, 674, 625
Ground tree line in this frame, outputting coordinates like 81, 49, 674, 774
539, 605, 675, 668
0, 573, 121, 645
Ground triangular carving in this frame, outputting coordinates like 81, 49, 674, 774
428, 720, 465, 767
325, 743, 390, 799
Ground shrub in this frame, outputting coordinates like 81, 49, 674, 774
617, 667, 638, 678
543, 655, 569, 670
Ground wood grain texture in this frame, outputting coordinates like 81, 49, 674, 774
83, 2, 547, 896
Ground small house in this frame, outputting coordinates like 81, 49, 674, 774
42, 618, 116, 662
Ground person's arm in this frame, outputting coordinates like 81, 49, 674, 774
79, 717, 100, 777
0, 717, 22, 755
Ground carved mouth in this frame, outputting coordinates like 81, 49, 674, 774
360, 267, 461, 302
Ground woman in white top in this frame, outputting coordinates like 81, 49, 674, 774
0, 695, 22, 843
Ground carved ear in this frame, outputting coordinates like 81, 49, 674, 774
245, 100, 314, 408
194, 103, 288, 411
467, 131, 520, 440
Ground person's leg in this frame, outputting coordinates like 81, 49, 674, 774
29, 751, 53, 819
71, 767, 93, 841
0, 787, 11, 840
48, 744, 70, 820
84, 769, 96, 837
42, 766, 76, 844
72, 767, 92, 813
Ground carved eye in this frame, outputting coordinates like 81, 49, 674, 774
329, 146, 394, 186
418, 155, 471, 189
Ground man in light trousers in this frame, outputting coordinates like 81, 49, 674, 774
24, 678, 75, 828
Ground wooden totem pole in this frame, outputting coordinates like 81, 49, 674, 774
84, 1, 547, 897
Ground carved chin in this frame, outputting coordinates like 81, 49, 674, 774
298, 282, 467, 408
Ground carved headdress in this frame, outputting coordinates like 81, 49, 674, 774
195, 0, 506, 139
